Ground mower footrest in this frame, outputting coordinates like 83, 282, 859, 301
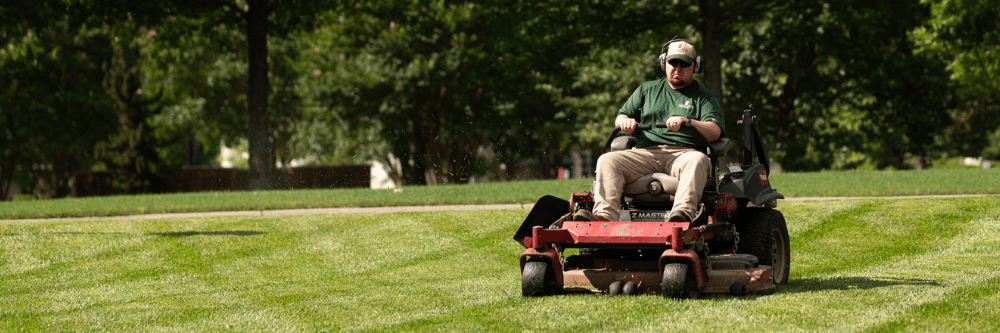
562, 269, 661, 292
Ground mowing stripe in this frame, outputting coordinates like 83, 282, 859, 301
789, 198, 979, 279
867, 275, 1000, 332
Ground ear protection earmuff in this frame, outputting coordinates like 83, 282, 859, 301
658, 36, 704, 74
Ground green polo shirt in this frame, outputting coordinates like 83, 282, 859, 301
618, 78, 725, 148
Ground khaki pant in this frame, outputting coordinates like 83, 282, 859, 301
592, 146, 710, 220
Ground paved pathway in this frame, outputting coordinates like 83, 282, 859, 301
1, 194, 988, 223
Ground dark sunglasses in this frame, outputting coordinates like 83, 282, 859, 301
668, 59, 692, 68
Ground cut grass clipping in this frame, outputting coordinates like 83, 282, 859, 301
3, 196, 999, 331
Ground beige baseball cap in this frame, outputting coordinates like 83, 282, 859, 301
665, 41, 696, 66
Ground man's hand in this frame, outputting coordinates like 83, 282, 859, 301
616, 115, 637, 134
665, 116, 690, 132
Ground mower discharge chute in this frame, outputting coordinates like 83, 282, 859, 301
514, 105, 790, 299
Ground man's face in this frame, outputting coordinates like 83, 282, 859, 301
665, 60, 694, 89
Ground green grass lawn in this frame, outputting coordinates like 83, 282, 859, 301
3, 196, 999, 332
0, 179, 594, 220
2, 168, 999, 220
770, 168, 1000, 197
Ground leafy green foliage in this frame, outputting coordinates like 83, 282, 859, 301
143, 20, 250, 168
0, 23, 117, 198
297, 2, 543, 184
4, 0, 1000, 199
91, 21, 182, 194
724, 0, 950, 170
912, 0, 1000, 157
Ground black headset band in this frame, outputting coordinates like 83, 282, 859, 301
661, 36, 692, 54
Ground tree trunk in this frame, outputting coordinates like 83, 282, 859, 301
1, 116, 18, 200
571, 146, 583, 179
700, 0, 724, 101
0, 157, 13, 200
246, 0, 273, 190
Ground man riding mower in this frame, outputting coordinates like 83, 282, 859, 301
512, 38, 790, 298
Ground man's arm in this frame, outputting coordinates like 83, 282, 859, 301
690, 118, 722, 142
620, 115, 721, 141
665, 116, 722, 142
617, 85, 646, 133
695, 86, 726, 142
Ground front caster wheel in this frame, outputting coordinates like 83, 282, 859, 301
662, 263, 698, 299
522, 260, 557, 296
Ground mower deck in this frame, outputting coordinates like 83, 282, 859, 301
560, 263, 775, 296
519, 202, 778, 297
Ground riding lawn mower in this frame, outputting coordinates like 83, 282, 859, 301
513, 105, 790, 299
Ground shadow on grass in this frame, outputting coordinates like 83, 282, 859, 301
782, 276, 941, 294
147, 230, 266, 237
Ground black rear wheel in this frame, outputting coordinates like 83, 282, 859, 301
736, 208, 790, 285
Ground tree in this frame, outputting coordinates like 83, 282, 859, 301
144, 18, 253, 172
93, 20, 178, 193
72, 0, 335, 190
0, 23, 117, 198
723, 0, 950, 170
297, 1, 687, 184
527, 1, 691, 177
298, 2, 548, 184
911, 0, 1000, 159
697, 0, 785, 100
7, 0, 995, 200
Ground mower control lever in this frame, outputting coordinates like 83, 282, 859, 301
603, 123, 664, 152
602, 122, 713, 153
633, 124, 655, 131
